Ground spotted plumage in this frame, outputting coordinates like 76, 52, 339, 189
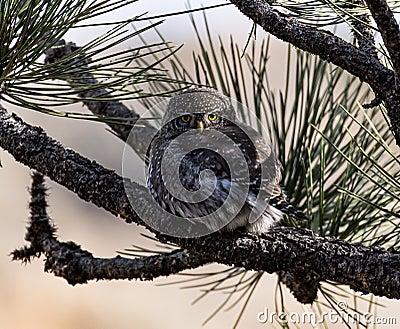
146, 87, 306, 234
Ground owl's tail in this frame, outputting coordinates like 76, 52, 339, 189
270, 193, 308, 222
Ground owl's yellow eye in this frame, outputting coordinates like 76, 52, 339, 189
208, 114, 218, 121
180, 115, 191, 123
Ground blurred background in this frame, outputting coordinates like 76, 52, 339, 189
0, 1, 399, 328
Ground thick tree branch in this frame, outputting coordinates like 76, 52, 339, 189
0, 105, 144, 224
12, 171, 209, 284
2, 105, 400, 300
169, 228, 400, 300
364, 0, 400, 80
228, 0, 400, 144
228, 0, 393, 93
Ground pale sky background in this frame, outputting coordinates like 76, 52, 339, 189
0, 1, 398, 329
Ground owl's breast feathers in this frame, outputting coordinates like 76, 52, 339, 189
146, 115, 307, 233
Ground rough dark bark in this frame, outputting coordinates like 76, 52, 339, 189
278, 271, 320, 304
0, 105, 144, 224
2, 105, 400, 301
228, 0, 393, 92
170, 229, 400, 300
228, 0, 400, 144
12, 172, 209, 284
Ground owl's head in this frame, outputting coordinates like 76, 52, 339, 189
160, 87, 237, 137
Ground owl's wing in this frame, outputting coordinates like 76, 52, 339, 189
222, 122, 279, 223
256, 141, 307, 221
270, 158, 284, 197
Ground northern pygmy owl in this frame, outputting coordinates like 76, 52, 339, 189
146, 87, 306, 235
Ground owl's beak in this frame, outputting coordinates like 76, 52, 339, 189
197, 120, 204, 133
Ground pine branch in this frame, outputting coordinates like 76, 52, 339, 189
228, 0, 393, 93
45, 39, 158, 158
228, 0, 400, 144
0, 105, 144, 225
2, 104, 400, 301
11, 171, 208, 283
